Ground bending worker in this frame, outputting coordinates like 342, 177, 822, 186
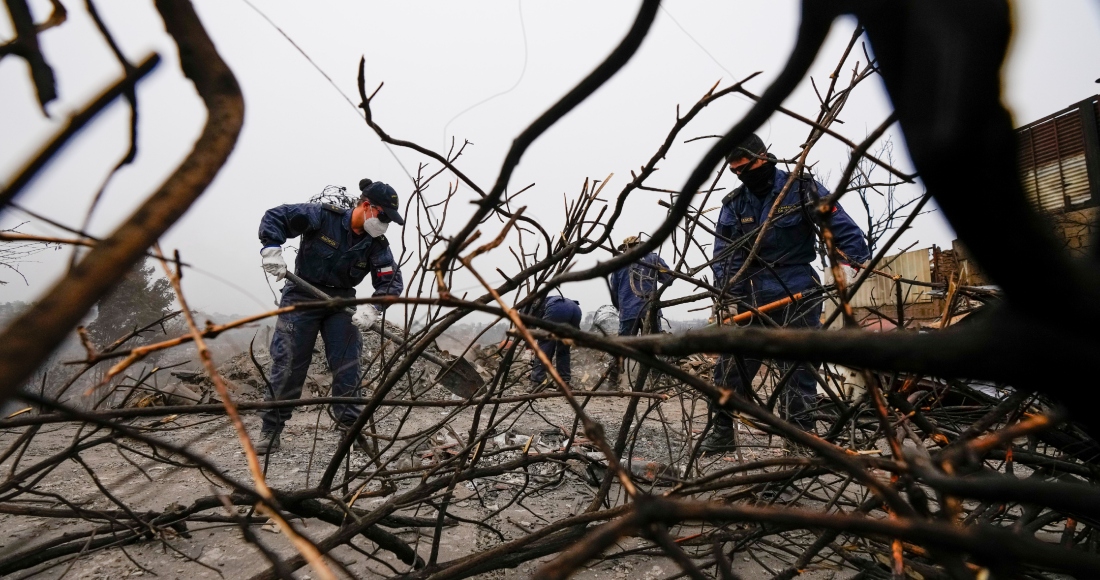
702, 135, 870, 454
255, 179, 405, 454
607, 235, 673, 386
530, 295, 582, 389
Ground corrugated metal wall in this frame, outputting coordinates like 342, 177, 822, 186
1016, 96, 1100, 212
847, 248, 932, 309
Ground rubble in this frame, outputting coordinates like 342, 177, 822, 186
127, 383, 201, 407
677, 353, 716, 378
140, 320, 471, 409
6, 7, 1097, 575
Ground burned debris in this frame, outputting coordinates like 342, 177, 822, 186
3, 1, 1100, 579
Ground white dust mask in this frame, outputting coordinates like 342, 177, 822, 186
364, 217, 389, 238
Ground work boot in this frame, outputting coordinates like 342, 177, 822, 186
606, 358, 621, 391
527, 377, 552, 394
255, 431, 281, 455
336, 422, 371, 453
699, 426, 737, 455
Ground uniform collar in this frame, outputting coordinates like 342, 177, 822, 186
733, 168, 796, 223
739, 168, 790, 203
341, 208, 354, 232
341, 208, 373, 250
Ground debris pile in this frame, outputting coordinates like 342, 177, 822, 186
143, 320, 491, 410
677, 353, 716, 378
9, 6, 1100, 577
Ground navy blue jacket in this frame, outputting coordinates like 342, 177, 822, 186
541, 296, 582, 326
259, 203, 403, 302
712, 168, 870, 303
609, 253, 673, 320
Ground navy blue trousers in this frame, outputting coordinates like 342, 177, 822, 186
618, 317, 642, 337
609, 317, 646, 383
261, 286, 362, 433
712, 297, 823, 432
619, 309, 668, 336
531, 299, 582, 384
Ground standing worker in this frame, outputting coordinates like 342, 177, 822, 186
702, 135, 870, 454
607, 236, 674, 386
255, 179, 405, 454
530, 295, 582, 389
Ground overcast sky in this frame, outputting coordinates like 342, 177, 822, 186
2, 1, 1098, 325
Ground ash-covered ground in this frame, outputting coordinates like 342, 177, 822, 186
0, 321, 844, 579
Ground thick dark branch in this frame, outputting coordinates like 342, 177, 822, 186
0, 0, 243, 403
439, 0, 661, 273
1, 0, 57, 111
0, 54, 160, 209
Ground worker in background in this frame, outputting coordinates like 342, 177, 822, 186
530, 295, 582, 389
255, 179, 405, 454
607, 236, 674, 387
702, 134, 871, 454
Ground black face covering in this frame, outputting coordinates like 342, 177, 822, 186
738, 157, 776, 196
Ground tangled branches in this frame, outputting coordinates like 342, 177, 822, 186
0, 223, 60, 286
2, 0, 1100, 578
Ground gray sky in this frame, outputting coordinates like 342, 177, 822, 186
2, 1, 1098, 324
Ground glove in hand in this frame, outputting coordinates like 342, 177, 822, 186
260, 246, 287, 280
840, 263, 862, 286
353, 305, 381, 328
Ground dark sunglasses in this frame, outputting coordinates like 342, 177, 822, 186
364, 201, 392, 223
728, 158, 753, 175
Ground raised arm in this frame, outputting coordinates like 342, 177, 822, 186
258, 203, 322, 247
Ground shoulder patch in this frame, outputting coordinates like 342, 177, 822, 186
721, 187, 745, 206
321, 203, 345, 214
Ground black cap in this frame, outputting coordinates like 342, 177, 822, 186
360, 182, 405, 225
725, 134, 767, 163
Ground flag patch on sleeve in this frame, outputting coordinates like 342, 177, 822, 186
378, 265, 394, 278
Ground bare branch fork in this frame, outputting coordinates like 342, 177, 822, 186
4, 0, 1100, 578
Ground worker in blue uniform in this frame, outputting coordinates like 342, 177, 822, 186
607, 236, 674, 386
255, 179, 405, 454
530, 295, 582, 388
702, 135, 871, 454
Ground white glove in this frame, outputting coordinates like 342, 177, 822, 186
260, 246, 287, 280
353, 305, 381, 328
840, 263, 859, 286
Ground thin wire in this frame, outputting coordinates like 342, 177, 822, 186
658, 5, 772, 140
660, 5, 736, 80
184, 264, 278, 312
441, 0, 529, 152
7, 202, 273, 311
236, 0, 417, 188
